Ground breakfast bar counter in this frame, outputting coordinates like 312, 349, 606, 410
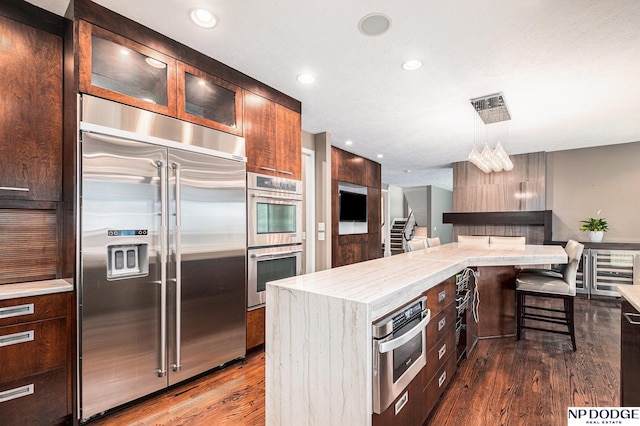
266, 243, 567, 425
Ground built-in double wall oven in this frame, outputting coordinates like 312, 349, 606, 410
247, 172, 303, 309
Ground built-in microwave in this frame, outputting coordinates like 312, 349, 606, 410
247, 172, 302, 248
372, 296, 430, 414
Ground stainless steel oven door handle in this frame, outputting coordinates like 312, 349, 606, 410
250, 193, 302, 202
250, 249, 303, 259
378, 309, 431, 354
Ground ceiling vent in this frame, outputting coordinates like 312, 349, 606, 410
470, 92, 511, 124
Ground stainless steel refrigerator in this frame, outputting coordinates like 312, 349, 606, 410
77, 95, 247, 421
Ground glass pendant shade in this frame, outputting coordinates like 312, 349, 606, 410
468, 145, 491, 173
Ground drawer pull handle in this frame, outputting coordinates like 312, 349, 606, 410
259, 166, 276, 172
0, 303, 34, 319
438, 317, 446, 331
438, 343, 447, 360
623, 312, 640, 325
438, 371, 447, 387
0, 186, 30, 192
0, 330, 34, 347
0, 384, 34, 403
438, 290, 447, 302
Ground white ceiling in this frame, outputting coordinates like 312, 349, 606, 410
28, 0, 640, 190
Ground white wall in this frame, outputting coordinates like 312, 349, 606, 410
388, 185, 405, 221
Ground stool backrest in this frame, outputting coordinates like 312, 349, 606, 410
563, 240, 585, 293
426, 237, 441, 247
457, 235, 490, 246
413, 226, 428, 239
407, 239, 427, 252
489, 236, 525, 246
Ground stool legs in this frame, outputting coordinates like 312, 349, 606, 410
516, 290, 576, 351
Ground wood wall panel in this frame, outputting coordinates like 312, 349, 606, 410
331, 147, 382, 267
0, 209, 58, 284
452, 152, 546, 243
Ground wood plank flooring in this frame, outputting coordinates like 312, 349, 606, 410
87, 297, 620, 426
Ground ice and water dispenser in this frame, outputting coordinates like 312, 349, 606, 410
106, 229, 149, 280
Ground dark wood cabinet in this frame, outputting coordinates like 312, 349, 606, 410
0, 292, 71, 425
621, 298, 640, 406
246, 307, 265, 350
177, 62, 243, 136
244, 91, 301, 180
0, 14, 62, 202
79, 20, 247, 136
274, 104, 302, 179
79, 20, 177, 116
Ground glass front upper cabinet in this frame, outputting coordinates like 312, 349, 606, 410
79, 20, 177, 116
177, 62, 243, 136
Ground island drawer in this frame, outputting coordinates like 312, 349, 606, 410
424, 277, 456, 318
424, 350, 457, 409
425, 327, 456, 383
426, 303, 455, 349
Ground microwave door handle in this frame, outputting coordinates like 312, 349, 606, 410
250, 193, 302, 202
378, 309, 431, 354
171, 162, 182, 372
251, 249, 304, 259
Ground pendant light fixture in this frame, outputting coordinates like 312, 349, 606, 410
468, 92, 513, 173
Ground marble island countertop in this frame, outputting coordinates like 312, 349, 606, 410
269, 243, 567, 319
266, 243, 568, 426
0, 278, 74, 300
618, 286, 640, 312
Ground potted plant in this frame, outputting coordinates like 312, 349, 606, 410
580, 217, 609, 242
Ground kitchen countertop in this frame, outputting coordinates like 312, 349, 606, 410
0, 278, 74, 301
266, 243, 567, 425
270, 243, 566, 320
618, 286, 640, 311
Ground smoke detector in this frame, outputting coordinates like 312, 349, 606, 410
470, 92, 511, 124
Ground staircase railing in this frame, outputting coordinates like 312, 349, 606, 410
402, 212, 416, 251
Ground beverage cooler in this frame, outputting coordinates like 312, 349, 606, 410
576, 249, 640, 297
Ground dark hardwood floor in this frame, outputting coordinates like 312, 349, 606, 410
87, 297, 620, 426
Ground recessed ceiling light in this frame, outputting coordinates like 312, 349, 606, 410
190, 8, 217, 28
297, 74, 315, 84
358, 13, 392, 36
401, 60, 423, 71
345, 140, 353, 146
377, 154, 383, 159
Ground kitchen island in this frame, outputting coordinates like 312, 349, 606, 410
265, 243, 567, 425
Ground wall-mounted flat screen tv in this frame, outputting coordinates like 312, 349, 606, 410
339, 190, 367, 222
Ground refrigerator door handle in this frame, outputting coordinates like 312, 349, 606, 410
171, 162, 183, 372
158, 160, 168, 377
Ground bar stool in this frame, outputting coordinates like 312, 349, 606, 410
457, 235, 489, 246
489, 236, 525, 246
407, 239, 427, 252
515, 240, 584, 351
426, 237, 441, 247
